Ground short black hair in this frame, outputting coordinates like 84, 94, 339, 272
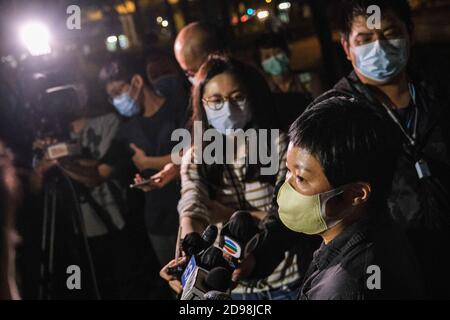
337, 0, 414, 40
257, 33, 290, 53
256, 33, 290, 63
289, 96, 400, 210
98, 54, 148, 85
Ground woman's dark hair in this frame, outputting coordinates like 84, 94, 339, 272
191, 55, 280, 189
289, 96, 400, 210
337, 0, 414, 40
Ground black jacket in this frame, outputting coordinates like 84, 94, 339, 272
251, 71, 450, 299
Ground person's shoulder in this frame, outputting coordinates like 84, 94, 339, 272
306, 75, 356, 111
307, 264, 364, 300
88, 112, 120, 127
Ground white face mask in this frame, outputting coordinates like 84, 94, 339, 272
353, 39, 409, 83
204, 100, 252, 135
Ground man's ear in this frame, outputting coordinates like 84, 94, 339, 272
130, 74, 144, 99
340, 36, 352, 61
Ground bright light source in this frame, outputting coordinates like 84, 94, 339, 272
106, 35, 118, 43
240, 14, 249, 23
257, 10, 270, 20
278, 2, 291, 10
19, 22, 51, 56
161, 20, 169, 27
156, 16, 163, 23
118, 35, 129, 49
247, 8, 255, 15
265, 0, 272, 3
106, 35, 118, 52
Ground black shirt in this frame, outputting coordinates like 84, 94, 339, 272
102, 95, 188, 235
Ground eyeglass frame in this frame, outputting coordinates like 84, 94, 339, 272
202, 93, 248, 111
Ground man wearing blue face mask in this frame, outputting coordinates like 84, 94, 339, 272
256, 34, 322, 98
99, 56, 190, 271
57, 56, 189, 281
308, 0, 450, 298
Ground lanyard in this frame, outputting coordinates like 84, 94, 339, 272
377, 83, 419, 147
349, 78, 431, 179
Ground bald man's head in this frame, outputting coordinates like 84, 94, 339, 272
174, 22, 223, 78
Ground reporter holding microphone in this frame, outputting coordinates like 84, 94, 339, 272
160, 55, 305, 300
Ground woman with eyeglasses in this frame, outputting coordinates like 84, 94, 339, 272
160, 55, 306, 300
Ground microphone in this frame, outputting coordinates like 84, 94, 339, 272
204, 267, 232, 293
202, 225, 218, 247
180, 266, 233, 300
219, 211, 261, 260
203, 268, 233, 300
181, 225, 218, 256
182, 232, 205, 256
204, 291, 232, 300
200, 246, 235, 271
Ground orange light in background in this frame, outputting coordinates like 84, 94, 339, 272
86, 9, 103, 21
168, 0, 179, 4
231, 15, 239, 25
265, 0, 272, 3
116, 0, 136, 15
240, 14, 249, 23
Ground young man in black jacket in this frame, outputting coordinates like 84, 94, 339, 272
234, 97, 424, 300
239, 0, 449, 299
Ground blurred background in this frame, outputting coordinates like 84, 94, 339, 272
1, 0, 450, 154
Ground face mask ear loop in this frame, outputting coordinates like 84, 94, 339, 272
319, 187, 346, 227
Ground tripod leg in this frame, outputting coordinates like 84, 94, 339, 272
38, 186, 50, 300
62, 173, 102, 300
48, 184, 57, 285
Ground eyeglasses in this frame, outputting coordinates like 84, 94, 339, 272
202, 93, 248, 111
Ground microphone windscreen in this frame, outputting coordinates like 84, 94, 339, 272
201, 225, 218, 247
182, 232, 205, 256
204, 267, 232, 293
200, 246, 233, 271
228, 211, 259, 243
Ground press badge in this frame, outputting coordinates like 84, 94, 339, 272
415, 159, 431, 179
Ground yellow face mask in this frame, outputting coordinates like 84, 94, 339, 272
276, 181, 345, 235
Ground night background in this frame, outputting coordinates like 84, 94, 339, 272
0, 0, 450, 300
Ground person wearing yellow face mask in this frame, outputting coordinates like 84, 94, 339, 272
233, 97, 424, 300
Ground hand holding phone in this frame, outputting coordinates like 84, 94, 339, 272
130, 174, 162, 191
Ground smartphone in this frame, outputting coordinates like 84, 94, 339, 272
129, 177, 162, 189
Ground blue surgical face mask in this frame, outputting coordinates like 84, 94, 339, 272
204, 100, 251, 135
353, 39, 409, 83
262, 53, 290, 76
112, 92, 141, 117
